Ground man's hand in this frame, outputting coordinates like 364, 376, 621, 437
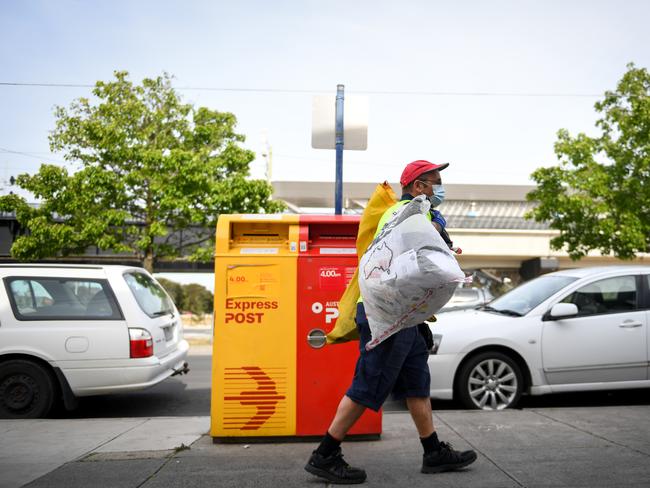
431, 210, 446, 230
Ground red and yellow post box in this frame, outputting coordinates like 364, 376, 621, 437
211, 214, 381, 440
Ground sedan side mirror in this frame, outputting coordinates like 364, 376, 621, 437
544, 303, 579, 321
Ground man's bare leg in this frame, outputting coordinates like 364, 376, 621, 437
406, 397, 434, 437
328, 395, 367, 440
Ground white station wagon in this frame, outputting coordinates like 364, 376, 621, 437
428, 266, 650, 410
0, 264, 189, 418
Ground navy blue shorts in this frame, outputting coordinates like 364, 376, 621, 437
346, 303, 431, 412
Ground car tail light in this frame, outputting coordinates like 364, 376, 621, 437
129, 328, 153, 358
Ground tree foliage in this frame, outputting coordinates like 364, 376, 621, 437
182, 283, 214, 315
156, 277, 185, 307
527, 63, 650, 260
0, 71, 284, 271
156, 277, 213, 314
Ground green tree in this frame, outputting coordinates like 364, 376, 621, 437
155, 277, 213, 314
527, 63, 650, 260
182, 283, 214, 314
156, 277, 185, 307
0, 71, 284, 271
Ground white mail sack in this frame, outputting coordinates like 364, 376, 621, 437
358, 195, 467, 350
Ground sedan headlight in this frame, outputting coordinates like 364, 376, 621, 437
430, 334, 443, 355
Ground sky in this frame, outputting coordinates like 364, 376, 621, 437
1, 0, 649, 291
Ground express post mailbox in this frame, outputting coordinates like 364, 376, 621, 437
211, 214, 300, 439
211, 214, 381, 441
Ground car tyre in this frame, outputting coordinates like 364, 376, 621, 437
457, 351, 523, 410
0, 360, 55, 419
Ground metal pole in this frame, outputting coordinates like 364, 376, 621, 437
335, 84, 344, 215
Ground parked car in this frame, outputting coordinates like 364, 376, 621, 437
0, 264, 189, 418
427, 266, 650, 410
438, 286, 494, 313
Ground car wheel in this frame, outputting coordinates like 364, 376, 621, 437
457, 351, 523, 410
0, 360, 55, 419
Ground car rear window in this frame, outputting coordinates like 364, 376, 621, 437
123, 272, 174, 318
4, 277, 122, 320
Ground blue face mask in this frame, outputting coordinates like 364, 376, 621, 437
428, 185, 445, 207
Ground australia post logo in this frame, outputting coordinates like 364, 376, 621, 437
225, 298, 278, 324
312, 301, 339, 324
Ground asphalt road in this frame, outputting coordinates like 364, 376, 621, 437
56, 351, 650, 419
58, 354, 213, 418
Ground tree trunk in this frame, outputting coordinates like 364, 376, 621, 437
143, 251, 154, 273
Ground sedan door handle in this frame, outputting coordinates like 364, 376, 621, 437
619, 321, 643, 328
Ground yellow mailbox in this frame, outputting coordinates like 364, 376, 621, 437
211, 214, 301, 439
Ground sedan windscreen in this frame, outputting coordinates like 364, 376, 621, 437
488, 275, 578, 316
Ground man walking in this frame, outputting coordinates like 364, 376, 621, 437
305, 160, 477, 484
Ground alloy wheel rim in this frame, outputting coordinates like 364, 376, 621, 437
467, 359, 518, 410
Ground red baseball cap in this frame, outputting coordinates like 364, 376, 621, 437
399, 160, 449, 186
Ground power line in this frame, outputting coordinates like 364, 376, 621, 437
0, 81, 602, 98
0, 82, 95, 88
177, 86, 602, 97
0, 147, 68, 165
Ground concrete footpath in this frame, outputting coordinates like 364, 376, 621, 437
2, 406, 650, 488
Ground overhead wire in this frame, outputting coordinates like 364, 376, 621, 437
0, 81, 602, 98
0, 81, 596, 177
0, 147, 68, 165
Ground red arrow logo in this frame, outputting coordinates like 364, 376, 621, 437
223, 366, 287, 431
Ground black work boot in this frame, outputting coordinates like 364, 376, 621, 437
305, 447, 367, 484
421, 441, 477, 473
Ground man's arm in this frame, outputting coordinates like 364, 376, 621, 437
431, 209, 454, 249
431, 209, 446, 232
